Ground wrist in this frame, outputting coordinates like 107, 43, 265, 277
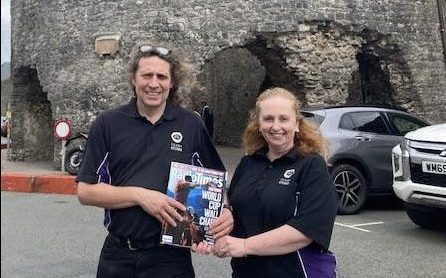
242, 238, 248, 257
133, 187, 145, 204
223, 204, 233, 213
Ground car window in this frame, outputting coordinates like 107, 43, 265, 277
339, 114, 356, 130
347, 112, 391, 135
301, 111, 325, 127
386, 112, 429, 136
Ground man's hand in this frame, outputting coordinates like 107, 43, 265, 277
137, 189, 186, 226
209, 207, 234, 239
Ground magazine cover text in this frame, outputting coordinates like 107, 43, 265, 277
160, 161, 227, 248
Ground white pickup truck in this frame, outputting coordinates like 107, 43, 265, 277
392, 123, 446, 229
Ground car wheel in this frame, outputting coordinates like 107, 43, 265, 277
405, 203, 446, 230
331, 164, 367, 215
64, 148, 84, 175
64, 138, 86, 175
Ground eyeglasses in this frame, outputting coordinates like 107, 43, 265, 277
139, 45, 170, 56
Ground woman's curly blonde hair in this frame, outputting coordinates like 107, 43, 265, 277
243, 87, 328, 158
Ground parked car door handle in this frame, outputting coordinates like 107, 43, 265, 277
355, 135, 371, 141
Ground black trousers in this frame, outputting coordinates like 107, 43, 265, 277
97, 235, 195, 278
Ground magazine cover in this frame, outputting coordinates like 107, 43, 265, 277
160, 161, 227, 248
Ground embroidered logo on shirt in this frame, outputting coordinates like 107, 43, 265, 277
171, 132, 183, 152
283, 169, 295, 178
279, 169, 295, 186
171, 132, 183, 143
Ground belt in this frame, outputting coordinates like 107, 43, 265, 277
107, 233, 159, 251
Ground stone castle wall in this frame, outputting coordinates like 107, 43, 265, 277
10, 0, 446, 161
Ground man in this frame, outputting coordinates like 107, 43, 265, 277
76, 45, 233, 278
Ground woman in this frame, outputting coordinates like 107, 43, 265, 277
213, 87, 338, 277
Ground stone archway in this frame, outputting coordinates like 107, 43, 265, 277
198, 48, 265, 147
10, 67, 53, 161
197, 23, 424, 148
352, 29, 422, 114
245, 36, 304, 103
198, 41, 302, 147
354, 52, 394, 105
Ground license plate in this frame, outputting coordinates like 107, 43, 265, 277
422, 161, 446, 175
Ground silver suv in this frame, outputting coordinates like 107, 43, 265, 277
302, 106, 429, 214
392, 124, 446, 229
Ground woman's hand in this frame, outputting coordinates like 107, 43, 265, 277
213, 236, 247, 258
191, 207, 234, 255
209, 207, 234, 239
191, 241, 213, 255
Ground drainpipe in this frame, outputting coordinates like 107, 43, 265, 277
438, 0, 446, 68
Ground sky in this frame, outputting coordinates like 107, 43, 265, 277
1, 0, 11, 64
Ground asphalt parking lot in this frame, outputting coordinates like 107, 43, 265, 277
2, 192, 445, 278
332, 198, 446, 277
2, 146, 446, 277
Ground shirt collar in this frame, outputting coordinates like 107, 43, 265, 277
162, 101, 176, 121
254, 146, 299, 163
123, 97, 176, 121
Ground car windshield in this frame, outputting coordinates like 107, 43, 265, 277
386, 112, 430, 136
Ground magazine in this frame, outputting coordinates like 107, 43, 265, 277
160, 161, 227, 248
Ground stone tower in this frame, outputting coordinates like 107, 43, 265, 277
10, 0, 446, 165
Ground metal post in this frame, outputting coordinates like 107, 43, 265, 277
6, 102, 11, 160
60, 140, 66, 172
438, 0, 446, 68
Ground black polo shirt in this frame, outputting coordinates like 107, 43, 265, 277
228, 148, 337, 277
76, 98, 225, 241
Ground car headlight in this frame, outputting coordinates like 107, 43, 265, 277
392, 145, 403, 178
400, 138, 409, 151
392, 141, 411, 181
392, 152, 401, 175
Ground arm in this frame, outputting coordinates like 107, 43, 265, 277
77, 182, 186, 226
214, 224, 312, 258
286, 155, 338, 250
244, 225, 312, 255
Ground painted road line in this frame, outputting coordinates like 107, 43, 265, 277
351, 221, 384, 227
334, 221, 385, 232
335, 222, 371, 232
